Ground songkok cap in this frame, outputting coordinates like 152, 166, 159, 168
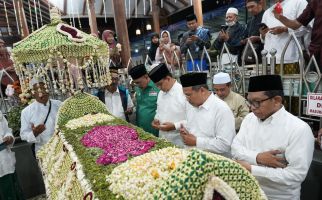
186, 14, 197, 21
128, 64, 147, 79
29, 77, 45, 89
109, 66, 119, 74
248, 75, 283, 92
148, 63, 170, 83
213, 72, 231, 84
180, 72, 207, 88
226, 7, 238, 16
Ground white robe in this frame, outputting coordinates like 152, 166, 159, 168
262, 0, 308, 64
182, 93, 235, 157
0, 112, 15, 177
154, 81, 187, 147
104, 88, 134, 120
231, 107, 314, 200
20, 100, 62, 152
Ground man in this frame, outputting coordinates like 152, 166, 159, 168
213, 7, 246, 66
129, 64, 159, 136
149, 63, 187, 147
0, 111, 25, 199
241, 0, 265, 64
273, 0, 322, 71
179, 72, 235, 157
20, 78, 62, 155
231, 75, 314, 200
260, 0, 308, 74
97, 67, 133, 122
180, 14, 211, 71
213, 72, 249, 131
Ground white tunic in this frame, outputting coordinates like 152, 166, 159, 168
262, 0, 308, 64
154, 81, 187, 147
104, 88, 134, 120
183, 93, 235, 157
0, 112, 15, 177
20, 100, 62, 152
231, 107, 314, 200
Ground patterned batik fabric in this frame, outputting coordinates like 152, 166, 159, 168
153, 150, 266, 200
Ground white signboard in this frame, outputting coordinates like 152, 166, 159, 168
307, 93, 322, 117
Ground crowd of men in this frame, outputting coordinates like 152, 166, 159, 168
1, 0, 321, 199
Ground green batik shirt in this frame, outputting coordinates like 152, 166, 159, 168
135, 80, 159, 136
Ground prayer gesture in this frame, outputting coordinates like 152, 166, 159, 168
179, 124, 196, 146
32, 123, 46, 137
256, 150, 288, 168
151, 119, 160, 130
158, 122, 175, 132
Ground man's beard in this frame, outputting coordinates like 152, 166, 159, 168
225, 21, 236, 27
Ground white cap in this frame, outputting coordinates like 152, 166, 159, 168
213, 72, 231, 84
29, 77, 45, 89
226, 7, 238, 16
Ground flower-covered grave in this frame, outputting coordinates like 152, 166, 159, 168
37, 92, 173, 199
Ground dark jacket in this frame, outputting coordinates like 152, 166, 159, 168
213, 22, 246, 55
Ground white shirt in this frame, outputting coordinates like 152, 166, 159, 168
231, 107, 314, 200
104, 88, 134, 120
20, 99, 62, 152
262, 0, 308, 64
154, 81, 187, 147
0, 112, 15, 177
183, 93, 235, 157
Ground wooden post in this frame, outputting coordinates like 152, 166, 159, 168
112, 0, 131, 69
15, 0, 29, 38
151, 0, 160, 34
261, 0, 267, 10
88, 0, 98, 36
193, 0, 203, 26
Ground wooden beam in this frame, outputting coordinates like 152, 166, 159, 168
112, 0, 131, 69
82, 0, 87, 15
100, 0, 104, 15
164, 0, 179, 10
16, 0, 29, 38
178, 0, 189, 6
193, 0, 203, 26
131, 0, 142, 17
151, 0, 160, 34
63, 0, 67, 15
145, 1, 150, 15
88, 0, 98, 35
261, 0, 266, 9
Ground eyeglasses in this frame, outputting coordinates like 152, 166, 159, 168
246, 96, 274, 108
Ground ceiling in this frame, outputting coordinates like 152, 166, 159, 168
49, 0, 196, 19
